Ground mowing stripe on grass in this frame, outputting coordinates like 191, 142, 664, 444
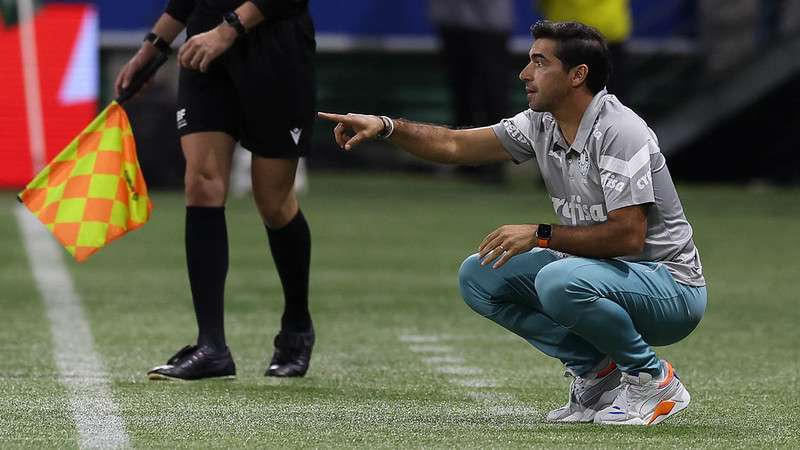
408, 344, 453, 353
401, 334, 504, 397
16, 206, 130, 449
422, 355, 465, 364
400, 333, 539, 416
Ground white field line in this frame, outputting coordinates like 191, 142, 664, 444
400, 333, 535, 409
452, 378, 497, 388
16, 206, 130, 449
435, 366, 482, 375
422, 356, 465, 364
464, 391, 515, 403
408, 345, 453, 353
398, 334, 442, 343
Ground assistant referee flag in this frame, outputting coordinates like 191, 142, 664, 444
18, 101, 151, 262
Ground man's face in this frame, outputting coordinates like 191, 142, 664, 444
519, 39, 571, 112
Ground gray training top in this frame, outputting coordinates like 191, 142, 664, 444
491, 89, 705, 287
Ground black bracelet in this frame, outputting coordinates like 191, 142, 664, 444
144, 32, 172, 55
223, 11, 247, 36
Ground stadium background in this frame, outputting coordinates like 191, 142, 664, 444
1, 1, 799, 448
3, 0, 799, 188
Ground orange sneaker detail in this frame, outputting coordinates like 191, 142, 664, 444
597, 361, 617, 378
646, 400, 676, 425
658, 361, 675, 388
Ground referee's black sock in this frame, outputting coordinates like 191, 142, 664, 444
266, 209, 312, 333
186, 206, 229, 351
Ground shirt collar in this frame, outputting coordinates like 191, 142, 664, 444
569, 88, 608, 153
552, 124, 569, 151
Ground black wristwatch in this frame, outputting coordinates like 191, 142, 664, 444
536, 224, 552, 248
223, 11, 247, 36
143, 32, 172, 54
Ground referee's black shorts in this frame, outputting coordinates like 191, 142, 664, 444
176, 12, 316, 158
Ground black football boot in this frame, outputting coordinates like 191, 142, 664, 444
265, 327, 315, 377
148, 345, 236, 381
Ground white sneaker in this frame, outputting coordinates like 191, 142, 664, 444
546, 359, 621, 423
594, 360, 690, 426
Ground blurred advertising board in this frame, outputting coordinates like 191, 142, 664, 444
0, 2, 98, 187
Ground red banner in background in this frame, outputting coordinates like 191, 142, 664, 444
0, 4, 98, 188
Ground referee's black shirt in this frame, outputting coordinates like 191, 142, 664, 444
165, 0, 309, 24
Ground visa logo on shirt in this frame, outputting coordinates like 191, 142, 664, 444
551, 195, 608, 224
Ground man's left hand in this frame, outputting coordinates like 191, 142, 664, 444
178, 25, 237, 73
478, 224, 538, 269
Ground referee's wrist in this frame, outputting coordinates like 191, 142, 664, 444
139, 41, 161, 59
143, 31, 172, 54
217, 22, 239, 43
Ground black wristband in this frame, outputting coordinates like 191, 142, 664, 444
144, 32, 172, 55
223, 11, 247, 36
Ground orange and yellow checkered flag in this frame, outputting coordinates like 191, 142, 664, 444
18, 101, 152, 262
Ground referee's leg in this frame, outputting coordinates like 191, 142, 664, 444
251, 157, 299, 229
182, 131, 236, 352
251, 156, 314, 377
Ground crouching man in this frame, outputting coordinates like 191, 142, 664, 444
319, 20, 707, 425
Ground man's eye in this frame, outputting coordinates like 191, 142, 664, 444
535, 61, 544, 67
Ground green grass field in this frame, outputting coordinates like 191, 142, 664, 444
1, 173, 798, 448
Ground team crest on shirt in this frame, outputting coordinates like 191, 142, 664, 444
548, 149, 563, 162
502, 119, 530, 147
578, 149, 591, 177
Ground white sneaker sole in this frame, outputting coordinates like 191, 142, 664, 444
595, 383, 691, 426
546, 409, 589, 423
548, 387, 620, 423
645, 383, 691, 425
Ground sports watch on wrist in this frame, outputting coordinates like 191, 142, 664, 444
223, 11, 247, 36
143, 32, 172, 54
536, 224, 552, 248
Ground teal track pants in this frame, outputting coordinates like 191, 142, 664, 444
458, 249, 707, 376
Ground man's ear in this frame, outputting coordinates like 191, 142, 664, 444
570, 64, 589, 88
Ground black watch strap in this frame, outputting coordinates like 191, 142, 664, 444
536, 224, 552, 239
224, 11, 247, 36
144, 32, 172, 54
536, 224, 552, 248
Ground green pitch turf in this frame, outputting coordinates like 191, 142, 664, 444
1, 173, 798, 448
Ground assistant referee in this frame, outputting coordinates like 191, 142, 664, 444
114, 0, 316, 380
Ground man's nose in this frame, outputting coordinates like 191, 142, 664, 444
519, 66, 531, 81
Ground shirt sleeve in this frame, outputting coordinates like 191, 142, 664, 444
598, 121, 658, 212
165, 0, 196, 24
489, 110, 538, 164
249, 0, 306, 19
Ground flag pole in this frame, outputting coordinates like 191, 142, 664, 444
17, 0, 46, 174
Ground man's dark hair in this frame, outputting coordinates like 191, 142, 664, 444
530, 20, 611, 95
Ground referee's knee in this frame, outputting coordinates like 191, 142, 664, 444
258, 194, 299, 229
184, 173, 227, 206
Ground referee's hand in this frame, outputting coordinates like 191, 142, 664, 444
318, 112, 384, 150
114, 43, 159, 98
179, 25, 237, 73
